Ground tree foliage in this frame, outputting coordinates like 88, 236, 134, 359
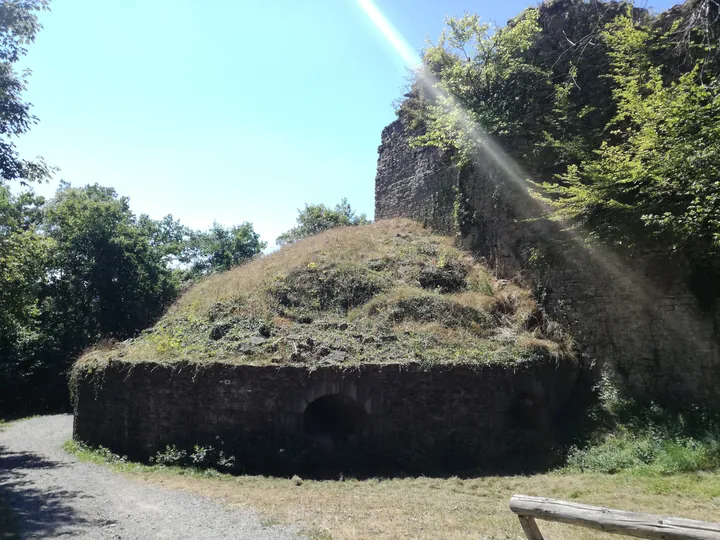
184, 222, 266, 276
0, 0, 51, 184
548, 11, 720, 257
403, 0, 720, 264
0, 0, 268, 413
413, 10, 554, 169
0, 183, 265, 413
276, 198, 369, 246
42, 184, 179, 343
0, 185, 50, 379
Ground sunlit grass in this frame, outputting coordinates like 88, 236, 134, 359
0, 415, 39, 430
65, 439, 720, 540
76, 219, 573, 369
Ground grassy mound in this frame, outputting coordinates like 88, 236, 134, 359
79, 219, 574, 368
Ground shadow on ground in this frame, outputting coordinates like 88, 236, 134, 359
0, 444, 114, 537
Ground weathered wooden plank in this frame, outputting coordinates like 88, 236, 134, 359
518, 516, 545, 540
510, 494, 720, 540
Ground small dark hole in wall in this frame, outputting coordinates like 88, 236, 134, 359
304, 394, 367, 439
509, 391, 544, 429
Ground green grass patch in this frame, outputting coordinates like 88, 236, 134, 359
0, 415, 39, 429
563, 388, 720, 476
565, 429, 720, 475
63, 439, 232, 480
62, 437, 720, 540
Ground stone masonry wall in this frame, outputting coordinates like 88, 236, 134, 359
73, 358, 578, 474
375, 119, 720, 408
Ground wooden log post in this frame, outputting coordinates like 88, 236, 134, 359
518, 515, 545, 540
510, 494, 720, 540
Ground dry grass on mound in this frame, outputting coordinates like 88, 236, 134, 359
79, 219, 574, 368
179, 220, 436, 315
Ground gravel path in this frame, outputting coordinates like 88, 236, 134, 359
0, 415, 302, 539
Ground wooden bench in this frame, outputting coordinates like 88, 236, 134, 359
510, 494, 720, 539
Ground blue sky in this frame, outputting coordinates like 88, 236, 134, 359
17, 0, 680, 247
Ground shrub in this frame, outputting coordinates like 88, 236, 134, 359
152, 443, 235, 471
566, 430, 720, 475
565, 394, 720, 475
266, 264, 387, 316
151, 445, 188, 466
360, 287, 493, 331
417, 257, 469, 293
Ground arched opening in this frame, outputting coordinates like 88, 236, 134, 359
508, 391, 545, 429
303, 394, 367, 440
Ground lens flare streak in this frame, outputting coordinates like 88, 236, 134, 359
355, 0, 714, 365
356, 0, 422, 69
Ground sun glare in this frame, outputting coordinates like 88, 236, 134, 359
356, 0, 422, 69
356, 0, 537, 197
354, 0, 713, 361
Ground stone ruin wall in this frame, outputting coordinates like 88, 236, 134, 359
375, 119, 720, 409
73, 358, 578, 473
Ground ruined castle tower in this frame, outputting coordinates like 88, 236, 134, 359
375, 118, 720, 408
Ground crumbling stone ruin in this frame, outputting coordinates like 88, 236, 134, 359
375, 118, 720, 409
73, 220, 580, 474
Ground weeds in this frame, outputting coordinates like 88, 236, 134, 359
152, 443, 235, 471
64, 439, 230, 480
565, 428, 720, 474
358, 287, 493, 330
265, 263, 388, 316
65, 436, 720, 540
563, 376, 720, 475
76, 219, 575, 369
64, 440, 127, 465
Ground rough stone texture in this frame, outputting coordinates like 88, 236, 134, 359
375, 121, 458, 236
375, 118, 720, 408
73, 358, 579, 473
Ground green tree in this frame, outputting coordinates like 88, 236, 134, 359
0, 0, 52, 184
0, 0, 55, 412
0, 185, 51, 408
403, 0, 720, 266
0, 181, 267, 413
0, 183, 183, 412
409, 9, 554, 169
546, 11, 720, 260
0, 187, 48, 338
407, 2, 637, 176
41, 184, 179, 343
138, 213, 192, 265
184, 222, 265, 276
276, 198, 369, 246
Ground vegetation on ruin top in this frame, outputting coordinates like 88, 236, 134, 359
401, 0, 720, 273
78, 219, 574, 369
